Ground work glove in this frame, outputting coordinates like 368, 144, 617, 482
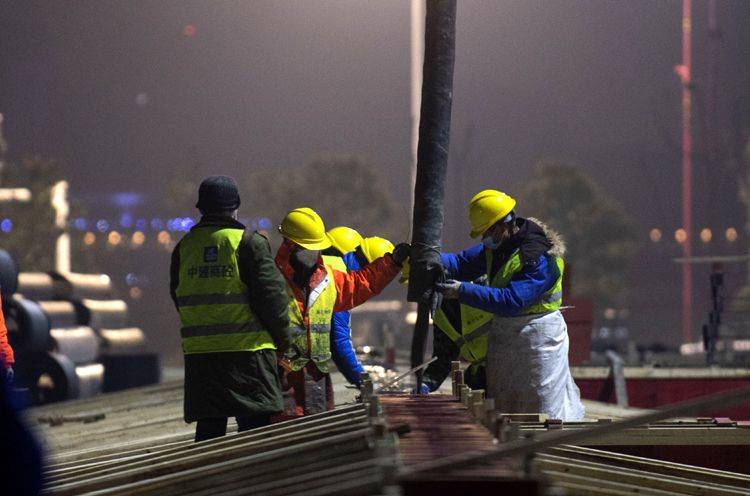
411, 383, 430, 395
5, 367, 13, 383
391, 242, 411, 267
434, 279, 461, 299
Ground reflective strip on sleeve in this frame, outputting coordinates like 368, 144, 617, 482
539, 291, 562, 304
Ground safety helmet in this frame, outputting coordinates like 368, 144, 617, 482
358, 236, 395, 264
468, 189, 516, 238
278, 207, 331, 250
326, 226, 363, 255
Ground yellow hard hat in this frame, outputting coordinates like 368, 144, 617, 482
359, 236, 394, 264
468, 189, 516, 238
326, 226, 363, 255
278, 207, 331, 250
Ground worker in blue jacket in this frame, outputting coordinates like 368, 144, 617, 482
323, 227, 366, 386
434, 189, 584, 420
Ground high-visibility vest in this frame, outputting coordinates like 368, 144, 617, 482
286, 260, 338, 372
434, 249, 564, 360
175, 227, 275, 355
486, 249, 564, 315
433, 303, 492, 364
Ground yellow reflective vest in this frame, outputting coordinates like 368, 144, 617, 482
175, 227, 275, 354
285, 257, 340, 373
434, 249, 564, 362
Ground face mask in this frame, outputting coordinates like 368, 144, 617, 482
482, 235, 501, 250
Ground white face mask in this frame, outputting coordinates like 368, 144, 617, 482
482, 235, 501, 250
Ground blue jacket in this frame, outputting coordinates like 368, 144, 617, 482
330, 251, 365, 385
441, 236, 560, 317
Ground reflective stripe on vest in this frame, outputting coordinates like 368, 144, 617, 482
485, 248, 564, 315
175, 227, 275, 354
433, 304, 491, 364
285, 263, 338, 372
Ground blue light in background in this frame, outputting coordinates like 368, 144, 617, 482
0, 219, 12, 233
96, 219, 110, 232
135, 218, 147, 231
74, 218, 88, 231
110, 192, 144, 208
150, 218, 163, 231
119, 213, 134, 229
258, 217, 272, 231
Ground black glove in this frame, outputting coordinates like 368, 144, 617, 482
391, 242, 411, 267
434, 279, 461, 299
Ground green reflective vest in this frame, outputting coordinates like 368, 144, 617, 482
285, 261, 338, 373
175, 227, 274, 354
434, 249, 564, 362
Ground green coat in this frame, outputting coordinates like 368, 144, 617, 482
170, 216, 291, 421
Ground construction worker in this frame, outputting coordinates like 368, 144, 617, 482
0, 293, 15, 383
275, 208, 409, 417
433, 189, 585, 420
417, 299, 491, 394
322, 226, 365, 386
170, 176, 292, 441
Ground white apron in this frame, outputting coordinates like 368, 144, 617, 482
486, 310, 585, 420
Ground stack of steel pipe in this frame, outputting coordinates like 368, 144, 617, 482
10, 266, 158, 404
36, 384, 398, 496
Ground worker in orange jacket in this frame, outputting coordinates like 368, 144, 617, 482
0, 294, 15, 382
274, 208, 409, 417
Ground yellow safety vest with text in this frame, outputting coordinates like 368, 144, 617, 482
175, 227, 275, 354
285, 261, 339, 372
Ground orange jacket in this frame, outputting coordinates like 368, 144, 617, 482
275, 240, 400, 331
0, 294, 15, 368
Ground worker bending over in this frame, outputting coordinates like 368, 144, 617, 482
321, 226, 365, 386
275, 208, 408, 417
434, 189, 584, 420
170, 176, 292, 441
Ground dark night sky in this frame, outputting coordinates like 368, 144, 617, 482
2, 1, 750, 342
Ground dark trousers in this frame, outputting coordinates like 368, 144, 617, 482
194, 414, 271, 442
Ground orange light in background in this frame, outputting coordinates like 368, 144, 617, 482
675, 228, 687, 244
108, 231, 122, 246
83, 232, 96, 246
157, 231, 171, 245
700, 228, 712, 243
183, 24, 196, 37
129, 287, 142, 299
649, 228, 662, 242
726, 227, 738, 242
132, 231, 145, 246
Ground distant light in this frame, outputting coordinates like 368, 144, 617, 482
674, 228, 687, 244
96, 219, 109, 232
83, 232, 96, 246
74, 218, 88, 231
111, 192, 144, 208
129, 287, 142, 300
120, 213, 133, 229
603, 308, 617, 320
125, 273, 138, 286
183, 24, 196, 37
135, 218, 148, 231
108, 231, 122, 246
258, 217, 272, 231
0, 219, 12, 233
150, 218, 163, 231
135, 93, 149, 107
649, 228, 662, 242
726, 227, 738, 242
700, 228, 712, 243
157, 230, 171, 245
132, 231, 145, 246
362, 345, 372, 354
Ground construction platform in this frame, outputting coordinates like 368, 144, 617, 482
27, 378, 750, 495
